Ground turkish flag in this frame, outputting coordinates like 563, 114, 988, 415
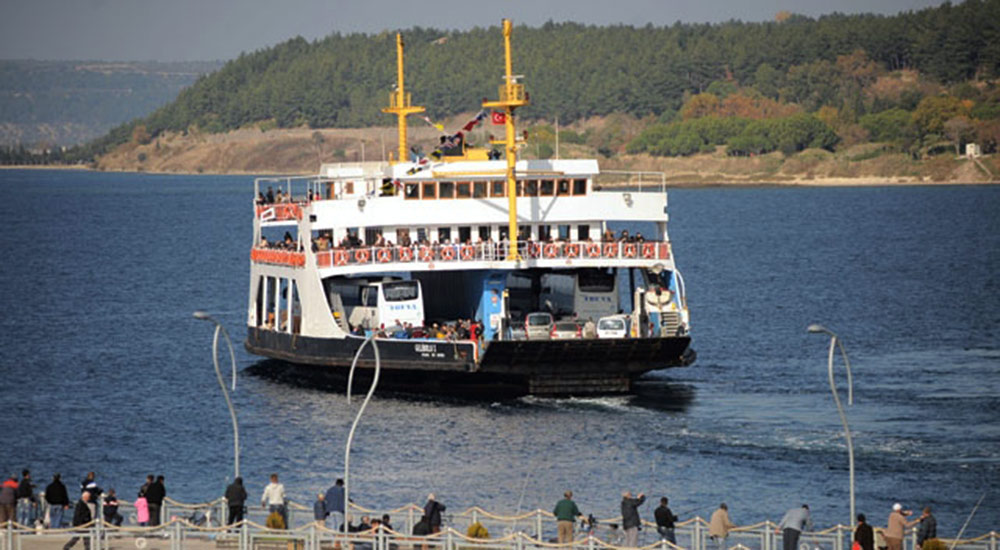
491, 111, 506, 125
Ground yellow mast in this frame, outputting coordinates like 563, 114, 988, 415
482, 19, 529, 261
382, 33, 425, 164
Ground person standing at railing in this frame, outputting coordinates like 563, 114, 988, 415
261, 473, 287, 529
654, 497, 678, 545
16, 469, 36, 527
423, 493, 446, 534
885, 504, 919, 550
61, 491, 92, 550
313, 492, 328, 525
225, 477, 247, 525
709, 503, 736, 550
855, 514, 875, 550
777, 504, 813, 550
45, 473, 70, 529
620, 491, 646, 547
915, 507, 936, 549
102, 489, 123, 526
324, 478, 345, 530
0, 474, 17, 524
145, 475, 166, 527
553, 490, 583, 544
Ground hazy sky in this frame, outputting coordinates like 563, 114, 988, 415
1, 0, 945, 62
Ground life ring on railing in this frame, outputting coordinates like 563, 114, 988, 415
399, 247, 414, 262
334, 250, 348, 266
354, 248, 371, 263
529, 243, 542, 259
587, 243, 601, 258
460, 245, 475, 260
603, 243, 619, 258
376, 248, 392, 263
418, 246, 433, 262
623, 243, 638, 258
641, 242, 656, 259
565, 243, 580, 258
441, 246, 456, 261
544, 243, 558, 258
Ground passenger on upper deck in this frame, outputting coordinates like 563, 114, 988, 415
603, 229, 615, 242
619, 230, 630, 242
276, 189, 285, 203
260, 236, 269, 248
266, 187, 275, 203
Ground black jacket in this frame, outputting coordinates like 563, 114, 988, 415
225, 481, 247, 506
145, 481, 166, 505
15, 478, 34, 499
621, 495, 646, 530
655, 505, 677, 529
855, 522, 874, 550
917, 515, 937, 544
423, 500, 446, 528
72, 499, 92, 527
45, 480, 69, 506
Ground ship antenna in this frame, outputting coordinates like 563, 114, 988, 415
382, 33, 425, 164
483, 19, 529, 261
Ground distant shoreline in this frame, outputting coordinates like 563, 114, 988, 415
2, 164, 996, 187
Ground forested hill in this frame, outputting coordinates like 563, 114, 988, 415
73, 0, 1000, 161
0, 60, 222, 147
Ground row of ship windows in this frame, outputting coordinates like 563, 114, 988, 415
403, 178, 588, 200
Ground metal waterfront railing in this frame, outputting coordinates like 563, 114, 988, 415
4, 500, 997, 550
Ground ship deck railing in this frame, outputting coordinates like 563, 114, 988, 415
4, 499, 996, 550
252, 170, 669, 225
593, 171, 667, 194
251, 240, 672, 269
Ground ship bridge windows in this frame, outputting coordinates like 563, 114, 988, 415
478, 226, 491, 241
577, 225, 591, 241
399, 178, 586, 201
437, 227, 452, 243
458, 226, 472, 244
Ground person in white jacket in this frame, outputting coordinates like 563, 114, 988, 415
261, 474, 287, 528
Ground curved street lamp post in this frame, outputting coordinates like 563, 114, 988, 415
808, 323, 855, 529
194, 311, 240, 479
343, 336, 381, 532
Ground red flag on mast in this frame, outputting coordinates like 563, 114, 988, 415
491, 111, 506, 125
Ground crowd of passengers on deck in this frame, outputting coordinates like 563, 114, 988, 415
256, 186, 320, 205
307, 229, 649, 253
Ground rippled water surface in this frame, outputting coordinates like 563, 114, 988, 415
0, 171, 997, 535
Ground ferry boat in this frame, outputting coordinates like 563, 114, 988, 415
244, 20, 695, 396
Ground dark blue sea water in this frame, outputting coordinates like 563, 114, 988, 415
0, 170, 997, 536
